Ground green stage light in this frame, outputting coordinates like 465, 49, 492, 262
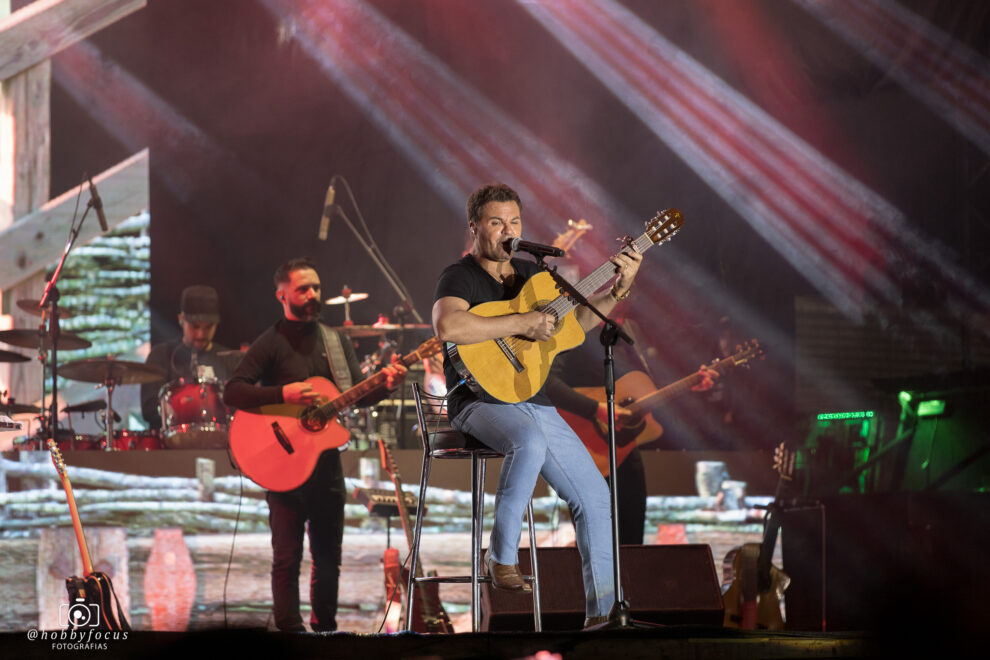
817, 411, 875, 421
917, 399, 946, 417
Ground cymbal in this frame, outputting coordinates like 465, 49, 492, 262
0, 329, 92, 351
15, 298, 75, 319
333, 324, 385, 338
0, 349, 30, 363
326, 292, 369, 305
0, 402, 41, 415
60, 358, 167, 385
62, 399, 110, 414
62, 399, 122, 422
334, 323, 433, 338
374, 323, 432, 332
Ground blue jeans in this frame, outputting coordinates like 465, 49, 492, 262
453, 400, 615, 617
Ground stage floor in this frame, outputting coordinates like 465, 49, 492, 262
1, 627, 892, 660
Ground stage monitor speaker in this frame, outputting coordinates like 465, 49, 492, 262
480, 545, 723, 631
780, 493, 990, 633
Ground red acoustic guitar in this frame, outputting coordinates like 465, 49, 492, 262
229, 337, 441, 491
559, 341, 763, 476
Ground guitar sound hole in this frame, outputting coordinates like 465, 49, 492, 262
300, 407, 327, 432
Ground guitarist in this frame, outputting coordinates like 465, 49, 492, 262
223, 256, 407, 633
432, 183, 642, 629
546, 333, 718, 545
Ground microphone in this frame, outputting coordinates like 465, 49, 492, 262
317, 183, 336, 240
88, 176, 109, 232
503, 237, 565, 258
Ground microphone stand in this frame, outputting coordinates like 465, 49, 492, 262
325, 177, 425, 323
535, 258, 650, 630
39, 192, 94, 443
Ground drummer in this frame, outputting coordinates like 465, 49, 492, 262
140, 285, 238, 429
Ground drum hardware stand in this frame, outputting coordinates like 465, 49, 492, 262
97, 371, 119, 452
536, 257, 652, 631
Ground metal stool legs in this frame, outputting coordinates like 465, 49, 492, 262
405, 450, 542, 632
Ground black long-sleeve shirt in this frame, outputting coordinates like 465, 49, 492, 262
223, 319, 388, 410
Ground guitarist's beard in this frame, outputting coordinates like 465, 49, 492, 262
290, 300, 322, 322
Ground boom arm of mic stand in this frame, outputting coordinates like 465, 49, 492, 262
330, 206, 425, 324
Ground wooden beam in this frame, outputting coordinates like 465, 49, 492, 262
0, 59, 50, 230
0, 148, 148, 291
0, 0, 145, 81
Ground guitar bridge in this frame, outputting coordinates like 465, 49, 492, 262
495, 338, 524, 373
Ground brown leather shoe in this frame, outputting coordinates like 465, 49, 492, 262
583, 615, 609, 629
484, 550, 532, 593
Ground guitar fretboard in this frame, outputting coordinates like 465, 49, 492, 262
314, 340, 438, 416
547, 232, 656, 321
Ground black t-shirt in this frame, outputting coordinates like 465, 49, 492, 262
433, 254, 553, 420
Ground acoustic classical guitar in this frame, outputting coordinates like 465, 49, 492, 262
558, 341, 763, 476
722, 442, 794, 630
229, 337, 441, 492
447, 209, 684, 404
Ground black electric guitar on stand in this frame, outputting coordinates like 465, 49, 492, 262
48, 441, 130, 631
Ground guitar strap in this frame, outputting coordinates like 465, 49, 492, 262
319, 323, 353, 391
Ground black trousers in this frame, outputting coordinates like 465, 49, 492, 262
266, 451, 346, 632
606, 447, 647, 545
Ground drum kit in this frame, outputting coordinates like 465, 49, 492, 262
1, 297, 232, 452
2, 288, 430, 452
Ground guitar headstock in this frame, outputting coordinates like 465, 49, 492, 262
552, 218, 593, 252
644, 208, 684, 246
410, 336, 442, 363
711, 339, 764, 374
47, 438, 67, 480
772, 442, 796, 481
729, 340, 764, 368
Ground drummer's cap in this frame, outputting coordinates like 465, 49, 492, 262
180, 285, 220, 324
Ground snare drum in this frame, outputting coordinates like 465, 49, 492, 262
112, 429, 164, 451
17, 432, 101, 451
159, 377, 229, 449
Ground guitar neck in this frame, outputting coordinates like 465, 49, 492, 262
545, 232, 656, 321
51, 450, 95, 577
379, 442, 424, 579
634, 355, 736, 409
321, 341, 435, 414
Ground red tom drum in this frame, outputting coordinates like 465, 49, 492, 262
159, 377, 229, 449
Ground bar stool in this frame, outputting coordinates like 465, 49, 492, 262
405, 382, 542, 632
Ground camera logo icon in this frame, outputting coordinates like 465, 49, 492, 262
59, 597, 100, 628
